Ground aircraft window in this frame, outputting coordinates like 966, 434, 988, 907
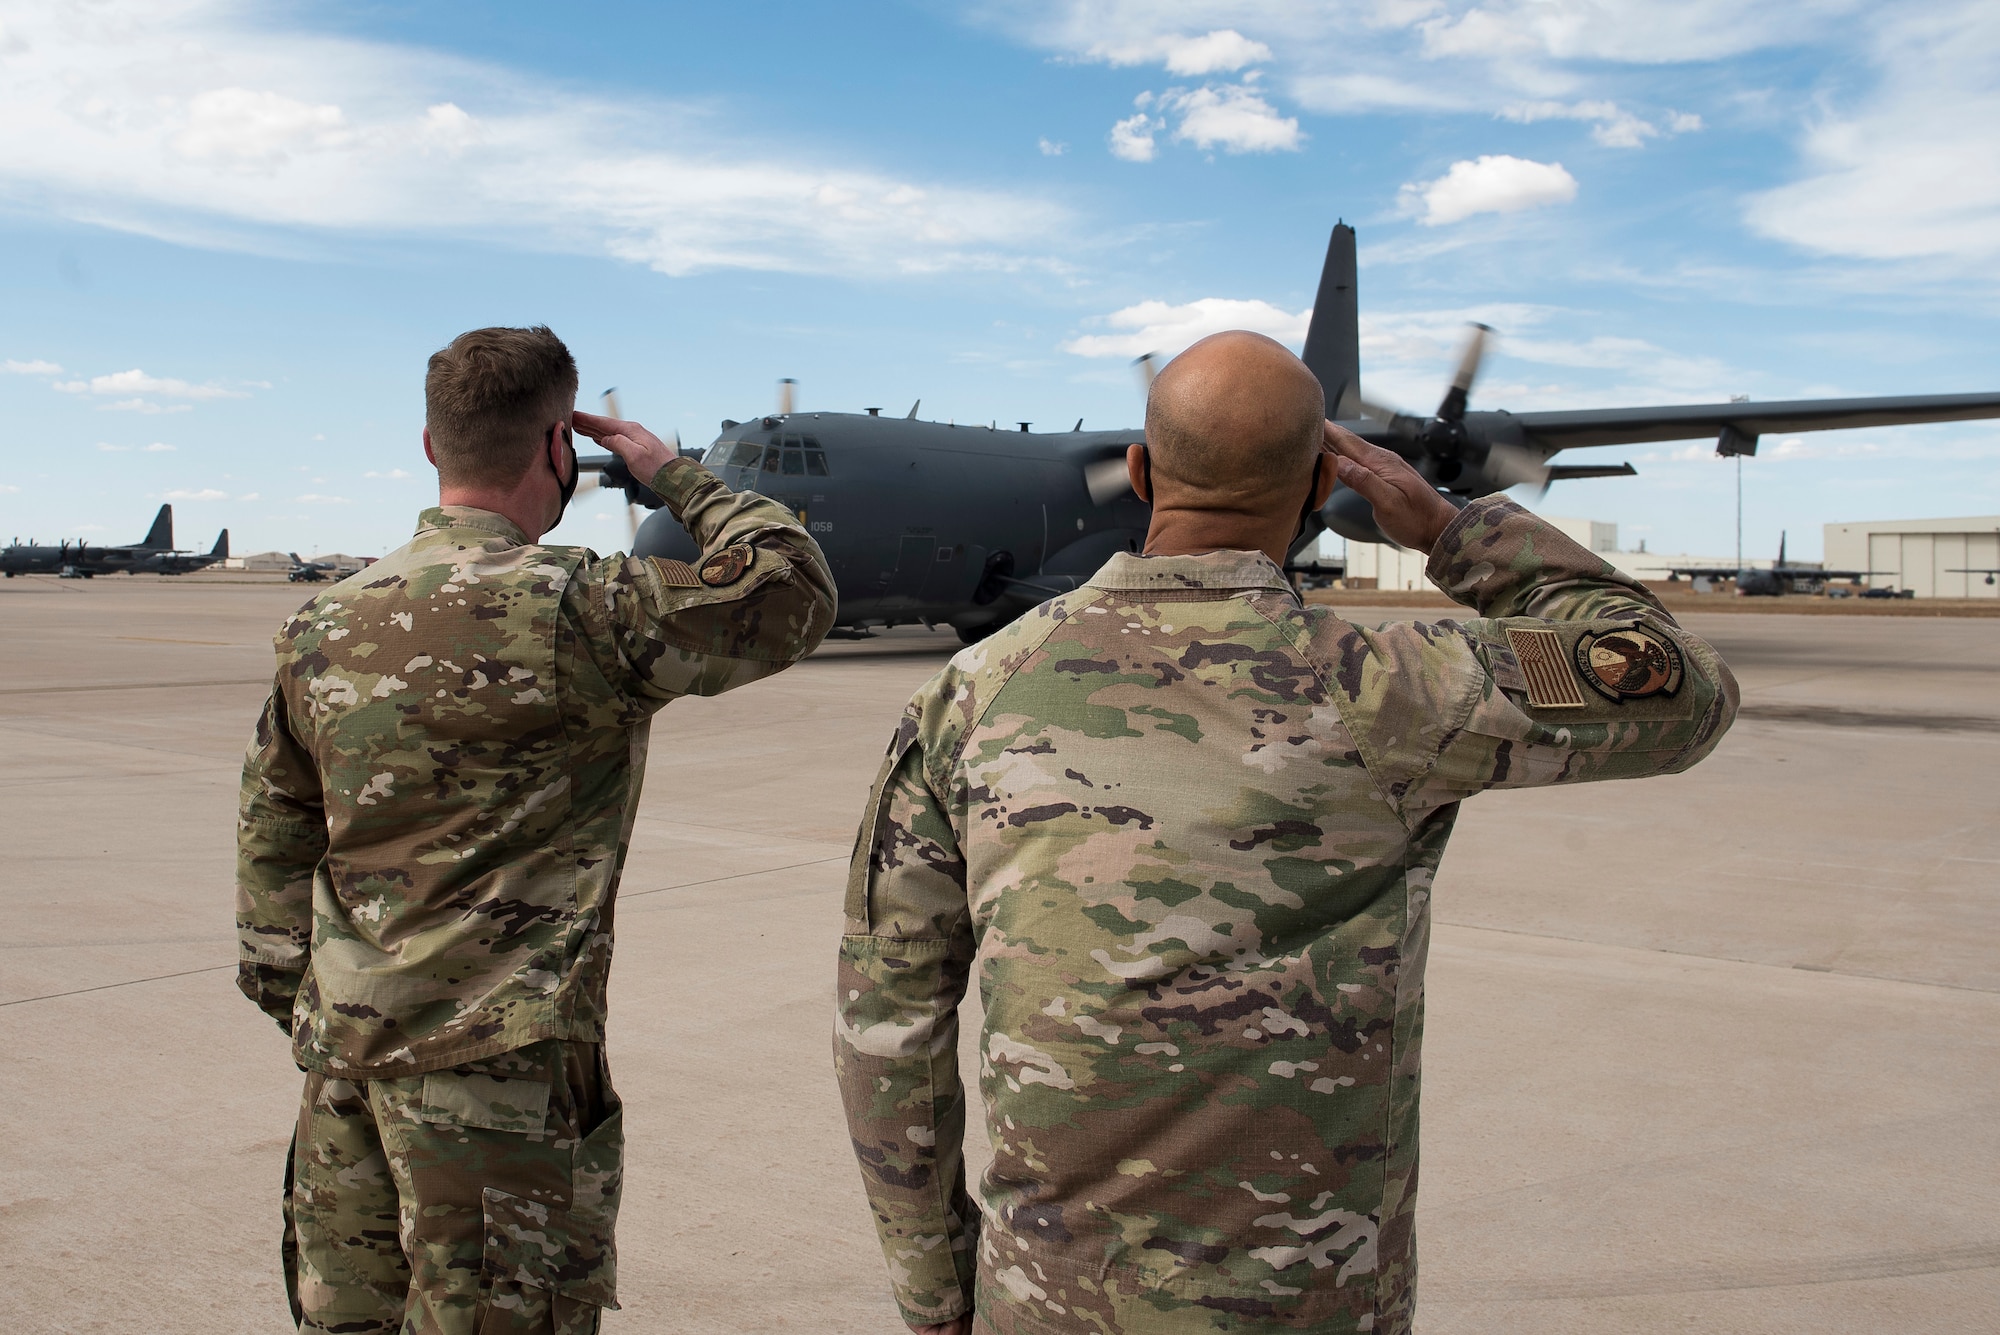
781, 448, 806, 476
711, 441, 758, 468
761, 445, 781, 472
806, 448, 829, 476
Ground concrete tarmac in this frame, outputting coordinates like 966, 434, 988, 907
1, 575, 1996, 1333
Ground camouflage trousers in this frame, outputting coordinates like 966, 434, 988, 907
282, 1040, 623, 1335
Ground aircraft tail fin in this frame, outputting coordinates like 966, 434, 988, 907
142, 503, 173, 551
1300, 221, 1361, 420
211, 529, 229, 559
289, 551, 304, 564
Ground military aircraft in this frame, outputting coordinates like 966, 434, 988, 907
0, 504, 228, 578
1947, 530, 2000, 588
285, 552, 340, 583
579, 222, 2000, 640
1665, 533, 1886, 596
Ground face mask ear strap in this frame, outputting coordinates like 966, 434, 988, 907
1142, 446, 1153, 499
1292, 454, 1323, 553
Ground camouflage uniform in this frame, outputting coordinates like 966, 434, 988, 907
834, 497, 1737, 1335
238, 456, 834, 1332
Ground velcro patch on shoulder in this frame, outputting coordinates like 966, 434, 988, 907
648, 557, 701, 588
698, 545, 753, 587
1575, 625, 1683, 701
1505, 626, 1586, 709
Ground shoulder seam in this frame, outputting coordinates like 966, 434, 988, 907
937, 594, 1099, 785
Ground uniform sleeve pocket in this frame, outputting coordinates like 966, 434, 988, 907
481, 1183, 620, 1311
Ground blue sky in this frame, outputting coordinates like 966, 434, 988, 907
2, 0, 1996, 561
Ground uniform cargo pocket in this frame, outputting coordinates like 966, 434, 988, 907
481, 1184, 620, 1311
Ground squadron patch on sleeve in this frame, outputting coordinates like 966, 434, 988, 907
698, 545, 753, 588
1504, 626, 1586, 709
648, 558, 701, 588
1574, 626, 1684, 701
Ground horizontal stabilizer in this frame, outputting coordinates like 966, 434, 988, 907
1544, 463, 1638, 482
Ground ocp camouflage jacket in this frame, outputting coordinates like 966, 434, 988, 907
238, 457, 835, 1076
834, 496, 1738, 1335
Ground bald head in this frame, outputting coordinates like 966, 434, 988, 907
1145, 331, 1325, 507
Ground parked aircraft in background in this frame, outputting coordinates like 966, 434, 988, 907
1666, 533, 1886, 596
1, 505, 227, 578
285, 552, 340, 583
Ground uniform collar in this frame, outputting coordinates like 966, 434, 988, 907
1087, 548, 1292, 593
415, 506, 529, 547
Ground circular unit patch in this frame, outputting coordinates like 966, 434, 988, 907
1573, 626, 1684, 701
698, 545, 753, 588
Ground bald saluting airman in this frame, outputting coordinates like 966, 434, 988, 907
834, 330, 1737, 1335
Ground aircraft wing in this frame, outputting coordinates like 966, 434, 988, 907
1511, 392, 2000, 451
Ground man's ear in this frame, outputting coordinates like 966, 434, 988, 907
547, 421, 573, 483
1126, 443, 1151, 503
422, 427, 437, 469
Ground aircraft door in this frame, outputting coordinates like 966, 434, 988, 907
886, 535, 937, 599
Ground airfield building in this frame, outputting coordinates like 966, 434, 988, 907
1824, 515, 2000, 599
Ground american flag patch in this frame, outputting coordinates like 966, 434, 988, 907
1505, 627, 1585, 708
649, 557, 701, 588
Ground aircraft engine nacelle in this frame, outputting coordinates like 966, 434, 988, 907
632, 508, 701, 564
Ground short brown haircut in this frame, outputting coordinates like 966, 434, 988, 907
425, 326, 578, 487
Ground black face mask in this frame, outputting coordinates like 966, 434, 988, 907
548, 424, 578, 526
1293, 454, 1324, 550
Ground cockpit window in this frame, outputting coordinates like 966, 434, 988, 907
781, 448, 806, 475
760, 445, 781, 472
709, 441, 758, 469
805, 441, 829, 475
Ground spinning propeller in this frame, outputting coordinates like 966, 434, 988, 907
576, 387, 675, 543
1355, 323, 1549, 493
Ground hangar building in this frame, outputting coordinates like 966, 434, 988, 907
1824, 516, 2000, 599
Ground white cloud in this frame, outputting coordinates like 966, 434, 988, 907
1079, 27, 1272, 75
364, 468, 413, 479
163, 488, 227, 501
5, 358, 62, 375
1038, 137, 1067, 155
1499, 100, 1700, 149
1061, 297, 1312, 359
1400, 155, 1578, 225
295, 493, 349, 504
53, 369, 249, 400
174, 88, 352, 169
1109, 111, 1160, 162
97, 442, 130, 452
103, 399, 194, 414
0, 0, 1069, 278
0, 484, 20, 493
1165, 84, 1301, 153
142, 442, 175, 452
1744, 1, 2000, 265
1415, 0, 1861, 63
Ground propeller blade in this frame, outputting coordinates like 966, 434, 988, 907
600, 387, 622, 420
1084, 456, 1133, 505
1435, 323, 1492, 423
777, 378, 797, 415
1356, 397, 1420, 438
1133, 352, 1160, 393
1484, 441, 1550, 490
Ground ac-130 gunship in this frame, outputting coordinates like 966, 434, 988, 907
581, 222, 2000, 642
